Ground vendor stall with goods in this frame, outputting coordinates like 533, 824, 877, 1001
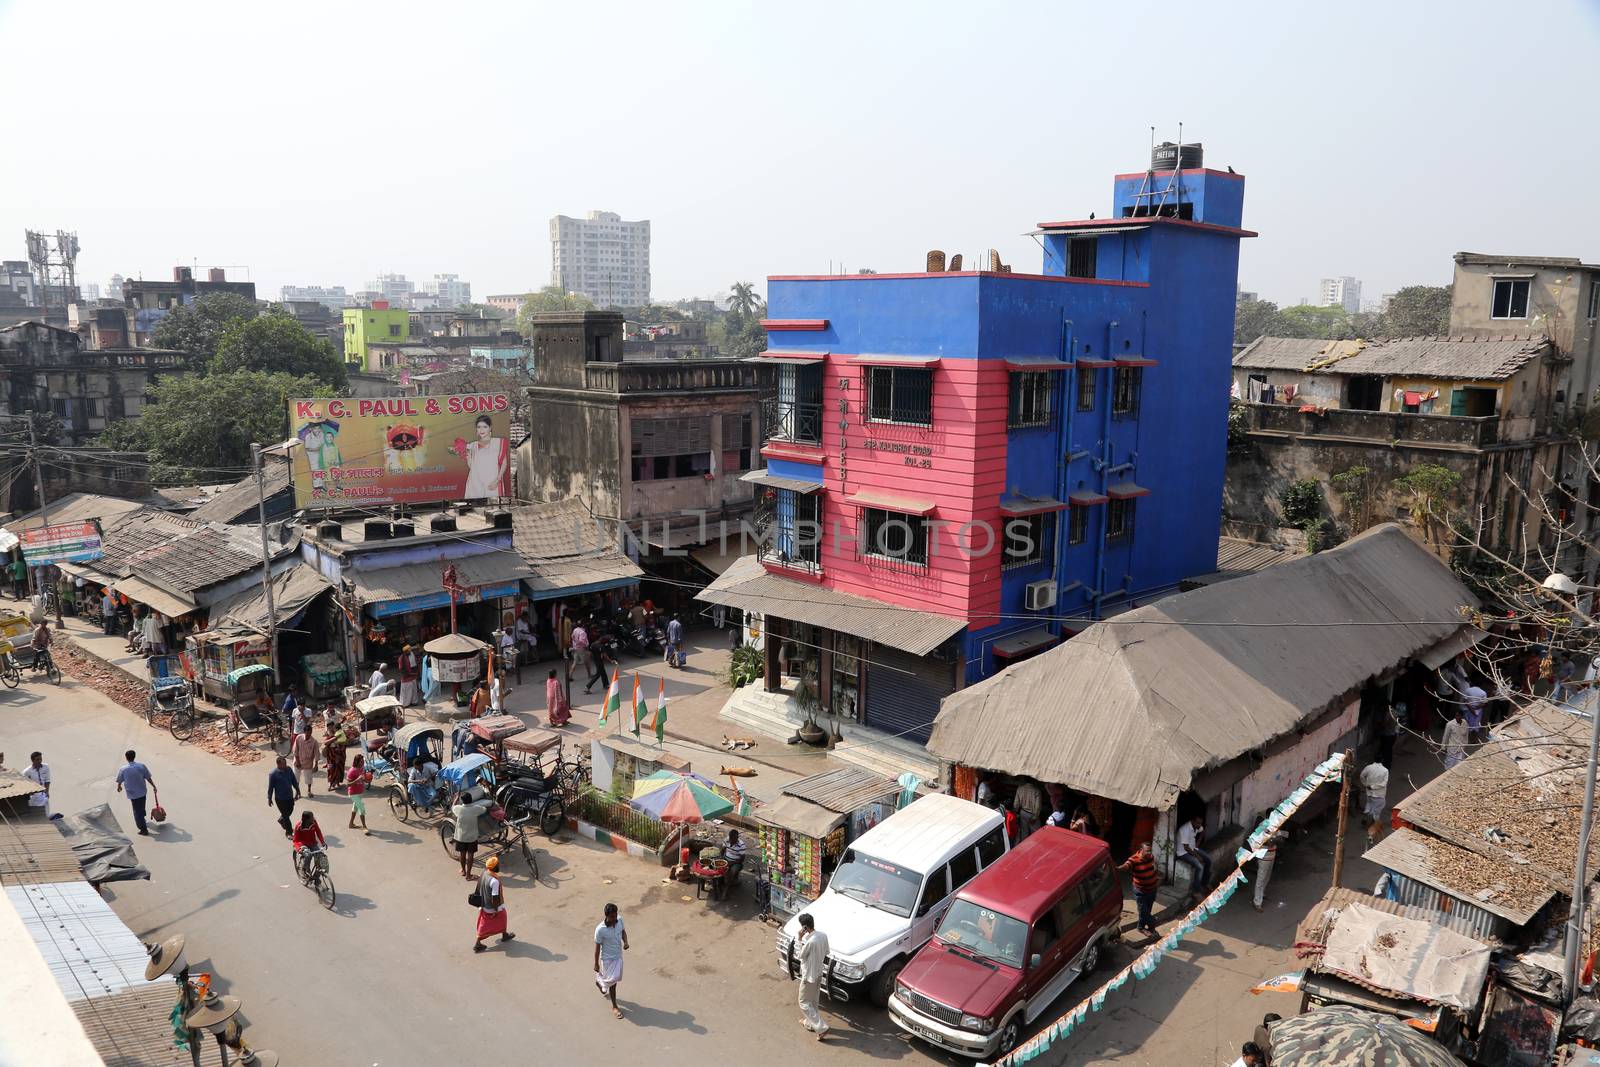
187, 631, 271, 704
755, 768, 901, 920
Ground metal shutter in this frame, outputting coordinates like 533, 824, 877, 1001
864, 644, 955, 745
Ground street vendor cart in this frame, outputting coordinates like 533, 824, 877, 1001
188, 630, 271, 704
754, 768, 900, 920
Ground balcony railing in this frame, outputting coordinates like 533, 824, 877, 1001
763, 398, 823, 446
753, 494, 821, 570
1239, 402, 1501, 447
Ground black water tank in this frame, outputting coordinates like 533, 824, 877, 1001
362, 519, 391, 541
316, 521, 342, 540
430, 514, 457, 533
1152, 141, 1203, 170
487, 510, 513, 530
391, 521, 415, 539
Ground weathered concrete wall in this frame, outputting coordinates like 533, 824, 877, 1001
523, 393, 622, 518
1451, 259, 1600, 414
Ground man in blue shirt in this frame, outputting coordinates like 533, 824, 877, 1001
665, 615, 684, 669
114, 750, 155, 835
267, 756, 300, 837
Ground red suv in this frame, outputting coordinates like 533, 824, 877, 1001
889, 827, 1122, 1058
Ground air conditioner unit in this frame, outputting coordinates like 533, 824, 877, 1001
1024, 580, 1057, 611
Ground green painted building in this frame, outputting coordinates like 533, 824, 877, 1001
343, 302, 410, 368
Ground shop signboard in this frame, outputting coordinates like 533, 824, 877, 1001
288, 394, 512, 508
21, 520, 104, 565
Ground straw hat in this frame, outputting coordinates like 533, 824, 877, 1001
186, 989, 243, 1030
143, 934, 186, 981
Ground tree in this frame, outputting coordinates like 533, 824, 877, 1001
1330, 465, 1379, 536
728, 282, 760, 318
515, 287, 596, 335
1379, 286, 1452, 337
1394, 462, 1463, 550
149, 292, 260, 366
1234, 298, 1286, 346
210, 311, 347, 388
1277, 303, 1355, 340
126, 371, 333, 484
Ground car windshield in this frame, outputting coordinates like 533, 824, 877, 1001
936, 899, 1028, 968
828, 850, 922, 918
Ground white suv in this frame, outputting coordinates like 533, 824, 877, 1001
778, 793, 1009, 1007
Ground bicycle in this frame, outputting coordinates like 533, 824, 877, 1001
226, 703, 290, 754
294, 845, 336, 909
168, 702, 201, 742
25, 646, 60, 685
0, 652, 19, 689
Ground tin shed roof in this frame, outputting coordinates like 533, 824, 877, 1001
1234, 334, 1549, 381
929, 524, 1477, 809
781, 768, 900, 813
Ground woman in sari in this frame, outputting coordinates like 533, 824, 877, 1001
323, 718, 349, 793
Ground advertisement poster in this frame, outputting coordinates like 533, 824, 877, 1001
22, 520, 104, 565
288, 394, 511, 508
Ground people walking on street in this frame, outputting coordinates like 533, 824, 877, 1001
583, 635, 607, 694
514, 612, 536, 666
469, 681, 490, 718
324, 718, 349, 792
1175, 815, 1212, 898
282, 687, 305, 735
1251, 831, 1285, 913
665, 614, 684, 668
1378, 702, 1400, 768
795, 911, 830, 1040
473, 856, 513, 953
1360, 757, 1390, 844
346, 754, 371, 834
368, 662, 391, 698
396, 645, 421, 706
545, 668, 571, 727
1462, 682, 1487, 742
1118, 840, 1161, 933
23, 751, 50, 817
570, 620, 589, 683
115, 750, 155, 835
9, 553, 27, 600
100, 588, 118, 636
594, 902, 629, 1018
268, 756, 299, 837
489, 670, 508, 713
291, 725, 319, 797
452, 791, 489, 880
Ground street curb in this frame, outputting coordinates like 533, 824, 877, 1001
565, 815, 662, 863
62, 633, 150, 694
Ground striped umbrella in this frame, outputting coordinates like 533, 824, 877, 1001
629, 770, 733, 823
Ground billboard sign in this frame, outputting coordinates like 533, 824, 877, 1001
22, 520, 104, 565
288, 394, 512, 508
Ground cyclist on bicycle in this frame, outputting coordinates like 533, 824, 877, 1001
292, 810, 325, 877
32, 619, 50, 654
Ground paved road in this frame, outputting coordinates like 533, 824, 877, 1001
2, 672, 1404, 1065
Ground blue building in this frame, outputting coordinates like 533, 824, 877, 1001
704, 151, 1252, 749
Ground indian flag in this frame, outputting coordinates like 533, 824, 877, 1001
631, 674, 648, 736
648, 676, 668, 743
598, 675, 621, 728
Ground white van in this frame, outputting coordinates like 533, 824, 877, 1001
777, 793, 1009, 1006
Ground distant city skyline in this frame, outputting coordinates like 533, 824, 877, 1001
2, 2, 1596, 310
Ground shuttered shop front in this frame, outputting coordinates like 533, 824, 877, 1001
865, 644, 955, 745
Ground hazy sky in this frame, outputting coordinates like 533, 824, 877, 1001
3, 1, 1597, 309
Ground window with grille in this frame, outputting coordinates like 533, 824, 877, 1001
776, 489, 821, 567
722, 412, 753, 471
1112, 367, 1142, 415
862, 507, 928, 566
1008, 371, 1053, 428
867, 366, 933, 426
1077, 370, 1096, 412
1068, 507, 1088, 545
1067, 237, 1098, 279
1002, 513, 1050, 566
1107, 498, 1135, 541
630, 416, 713, 480
1491, 278, 1530, 319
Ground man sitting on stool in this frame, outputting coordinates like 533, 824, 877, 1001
722, 828, 748, 895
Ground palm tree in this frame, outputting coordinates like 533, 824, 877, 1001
728, 282, 759, 318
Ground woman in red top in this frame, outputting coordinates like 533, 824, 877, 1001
291, 810, 325, 878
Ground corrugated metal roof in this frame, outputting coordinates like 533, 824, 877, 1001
352, 550, 534, 604
5, 882, 153, 1001
507, 499, 643, 592
1233, 334, 1549, 381
185, 454, 291, 524
2, 493, 147, 535
1217, 536, 1303, 572
0, 770, 45, 804
695, 555, 966, 657
781, 768, 900, 813
207, 562, 333, 636
0, 815, 84, 886
1363, 827, 1553, 925
1295, 886, 1491, 951
928, 524, 1477, 809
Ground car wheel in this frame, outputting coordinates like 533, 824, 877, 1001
996, 1014, 1022, 1055
868, 957, 904, 1008
1082, 938, 1102, 973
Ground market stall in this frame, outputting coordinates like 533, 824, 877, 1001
299, 651, 348, 701
187, 631, 271, 704
591, 734, 691, 797
423, 632, 486, 704
754, 768, 900, 920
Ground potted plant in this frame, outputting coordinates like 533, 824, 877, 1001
792, 665, 826, 746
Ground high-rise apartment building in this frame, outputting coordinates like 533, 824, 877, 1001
107, 274, 124, 301
550, 211, 650, 308
281, 285, 349, 312
368, 273, 416, 306
1318, 276, 1362, 314
428, 273, 471, 308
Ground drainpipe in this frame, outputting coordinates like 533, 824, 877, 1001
1093, 321, 1118, 618
1053, 314, 1074, 635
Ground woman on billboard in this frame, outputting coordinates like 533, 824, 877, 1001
461, 414, 508, 499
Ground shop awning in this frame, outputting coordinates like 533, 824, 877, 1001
848, 354, 941, 367
689, 542, 750, 576
111, 576, 196, 619
741, 470, 822, 493
758, 794, 848, 838
1116, 358, 1158, 367
748, 349, 828, 364
1107, 482, 1150, 500
1005, 356, 1072, 371
1076, 357, 1116, 369
1418, 626, 1485, 670
1068, 490, 1108, 506
843, 490, 937, 516
352, 551, 533, 618
208, 564, 333, 637
999, 495, 1068, 517
992, 627, 1059, 659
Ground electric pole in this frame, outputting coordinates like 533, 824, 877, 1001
27, 417, 62, 629
252, 444, 279, 678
